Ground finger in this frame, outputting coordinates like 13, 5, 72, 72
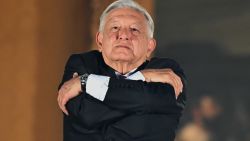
61, 96, 70, 115
169, 71, 182, 93
177, 77, 183, 93
174, 89, 179, 99
61, 105, 69, 115
58, 90, 69, 115
170, 79, 179, 99
174, 83, 180, 98
168, 72, 181, 97
174, 74, 183, 93
59, 97, 69, 115
57, 91, 62, 109
58, 93, 63, 111
73, 72, 78, 78
59, 98, 69, 116
167, 71, 178, 88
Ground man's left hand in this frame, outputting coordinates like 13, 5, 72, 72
141, 69, 183, 98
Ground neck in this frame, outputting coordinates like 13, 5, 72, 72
108, 61, 138, 74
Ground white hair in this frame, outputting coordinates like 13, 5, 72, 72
99, 0, 154, 38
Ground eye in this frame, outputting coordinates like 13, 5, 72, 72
131, 28, 138, 32
130, 28, 140, 35
111, 26, 119, 32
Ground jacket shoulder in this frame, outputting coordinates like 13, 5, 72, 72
66, 50, 101, 73
147, 57, 181, 70
69, 50, 100, 61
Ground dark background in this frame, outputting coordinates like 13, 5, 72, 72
155, 0, 250, 140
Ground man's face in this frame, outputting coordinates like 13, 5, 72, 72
96, 8, 156, 66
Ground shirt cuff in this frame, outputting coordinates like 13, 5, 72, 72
126, 71, 145, 81
86, 74, 110, 101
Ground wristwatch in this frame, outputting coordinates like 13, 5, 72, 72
80, 73, 89, 90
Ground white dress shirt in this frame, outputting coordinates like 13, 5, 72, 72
86, 70, 145, 101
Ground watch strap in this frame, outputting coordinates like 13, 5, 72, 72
80, 73, 89, 91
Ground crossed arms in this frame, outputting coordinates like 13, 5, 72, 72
57, 53, 186, 129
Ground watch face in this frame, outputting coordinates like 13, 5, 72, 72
80, 73, 89, 86
82, 73, 89, 78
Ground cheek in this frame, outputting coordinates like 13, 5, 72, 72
102, 36, 117, 54
102, 35, 115, 47
132, 39, 149, 54
107, 32, 117, 41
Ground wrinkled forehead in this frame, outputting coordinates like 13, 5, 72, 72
105, 8, 147, 24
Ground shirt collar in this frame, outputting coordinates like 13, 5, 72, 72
115, 68, 137, 77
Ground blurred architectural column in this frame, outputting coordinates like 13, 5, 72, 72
0, 0, 91, 141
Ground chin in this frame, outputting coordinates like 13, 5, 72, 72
111, 55, 133, 62
110, 49, 135, 61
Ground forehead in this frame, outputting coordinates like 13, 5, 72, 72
105, 8, 147, 25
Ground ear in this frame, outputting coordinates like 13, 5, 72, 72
96, 32, 103, 52
146, 38, 156, 58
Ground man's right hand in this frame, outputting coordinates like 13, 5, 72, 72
57, 73, 81, 115
141, 69, 183, 98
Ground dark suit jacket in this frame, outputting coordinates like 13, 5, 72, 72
59, 50, 187, 141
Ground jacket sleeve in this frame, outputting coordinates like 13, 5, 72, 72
59, 53, 126, 129
103, 58, 187, 116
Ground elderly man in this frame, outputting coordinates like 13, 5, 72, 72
58, 0, 186, 141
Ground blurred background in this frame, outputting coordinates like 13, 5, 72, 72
0, 0, 249, 141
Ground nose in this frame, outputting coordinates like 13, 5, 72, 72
117, 28, 131, 40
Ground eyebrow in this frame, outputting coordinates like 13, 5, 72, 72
106, 17, 145, 28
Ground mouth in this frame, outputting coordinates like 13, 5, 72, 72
115, 45, 131, 49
